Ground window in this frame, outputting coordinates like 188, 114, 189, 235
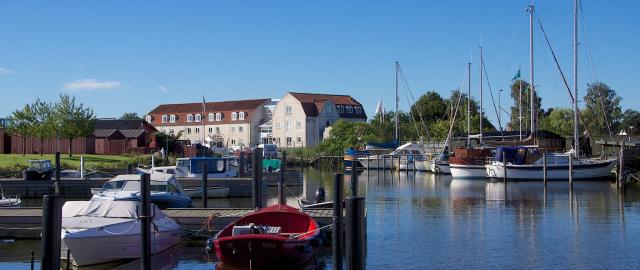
296, 137, 302, 143
286, 121, 291, 129
186, 114, 194, 122
286, 106, 292, 115
208, 127, 213, 133
286, 137, 292, 146
208, 113, 215, 122
238, 126, 243, 133
355, 106, 362, 114
239, 112, 245, 120
231, 112, 237, 121
187, 128, 192, 134
195, 128, 200, 133
215, 113, 222, 121
169, 129, 174, 134
346, 106, 353, 113
337, 105, 344, 113
161, 115, 168, 123
195, 114, 202, 122
231, 126, 236, 133
296, 121, 301, 129
145, 115, 152, 123
169, 115, 176, 123
276, 121, 281, 129
231, 139, 236, 145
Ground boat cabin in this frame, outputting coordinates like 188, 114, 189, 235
174, 157, 237, 178
93, 174, 193, 208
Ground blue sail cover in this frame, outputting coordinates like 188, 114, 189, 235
494, 146, 528, 165
366, 139, 399, 149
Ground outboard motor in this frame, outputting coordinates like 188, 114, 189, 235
315, 188, 326, 203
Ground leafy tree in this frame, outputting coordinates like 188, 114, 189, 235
620, 109, 640, 135
507, 79, 543, 132
444, 90, 495, 137
581, 82, 622, 136
539, 108, 573, 137
154, 130, 183, 156
54, 94, 95, 157
31, 99, 55, 156
119, 112, 141, 120
319, 120, 374, 155
7, 104, 36, 156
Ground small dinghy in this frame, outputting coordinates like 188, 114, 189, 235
208, 205, 320, 269
0, 183, 21, 208
183, 186, 230, 198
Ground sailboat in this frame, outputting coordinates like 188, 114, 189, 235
485, 1, 616, 180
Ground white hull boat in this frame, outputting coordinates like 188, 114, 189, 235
0, 195, 21, 208
485, 159, 616, 180
358, 155, 392, 170
184, 187, 230, 198
450, 164, 486, 179
431, 162, 450, 174
61, 200, 181, 266
93, 174, 193, 209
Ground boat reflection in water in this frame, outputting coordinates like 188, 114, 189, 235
61, 244, 180, 270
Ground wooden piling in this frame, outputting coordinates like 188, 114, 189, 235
351, 170, 358, 196
345, 196, 366, 270
278, 151, 287, 205
619, 140, 625, 190
54, 152, 61, 195
252, 147, 263, 210
543, 153, 547, 185
41, 194, 63, 270
332, 174, 344, 270
140, 173, 152, 270
201, 164, 208, 208
80, 155, 85, 179
239, 152, 246, 178
66, 249, 70, 270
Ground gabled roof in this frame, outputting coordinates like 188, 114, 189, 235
120, 129, 146, 138
93, 129, 123, 138
149, 99, 270, 114
288, 92, 366, 118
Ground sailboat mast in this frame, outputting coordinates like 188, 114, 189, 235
467, 62, 471, 148
395, 61, 399, 144
573, 0, 580, 157
479, 47, 483, 145
529, 3, 536, 138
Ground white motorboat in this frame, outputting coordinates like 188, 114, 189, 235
485, 147, 616, 180
388, 142, 430, 171
431, 161, 450, 174
139, 157, 238, 178
357, 155, 392, 170
93, 174, 193, 209
183, 186, 230, 198
61, 199, 181, 266
0, 183, 21, 208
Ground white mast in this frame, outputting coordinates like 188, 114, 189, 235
395, 61, 399, 144
479, 47, 483, 145
519, 68, 523, 140
573, 0, 580, 157
529, 3, 536, 138
467, 61, 471, 147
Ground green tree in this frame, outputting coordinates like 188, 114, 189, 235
581, 82, 622, 136
507, 79, 543, 132
54, 94, 95, 157
539, 108, 573, 137
7, 104, 36, 156
445, 90, 496, 137
319, 120, 374, 155
119, 112, 141, 120
31, 99, 55, 156
620, 109, 640, 135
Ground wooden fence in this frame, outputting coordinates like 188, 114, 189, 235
10, 135, 95, 155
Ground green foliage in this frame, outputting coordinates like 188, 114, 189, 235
55, 94, 95, 157
507, 79, 543, 132
31, 99, 56, 155
581, 82, 622, 136
7, 104, 36, 156
539, 108, 573, 137
620, 109, 640, 134
410, 90, 447, 123
154, 131, 184, 155
318, 120, 374, 155
119, 112, 141, 120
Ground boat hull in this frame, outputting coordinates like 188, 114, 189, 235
214, 235, 314, 269
358, 157, 391, 170
485, 159, 616, 180
431, 162, 450, 174
184, 187, 230, 198
450, 164, 486, 179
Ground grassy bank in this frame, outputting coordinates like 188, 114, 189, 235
0, 154, 136, 170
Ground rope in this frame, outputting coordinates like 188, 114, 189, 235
284, 184, 303, 202
290, 224, 332, 239
481, 58, 503, 133
101, 220, 139, 235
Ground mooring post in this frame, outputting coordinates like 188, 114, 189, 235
278, 151, 287, 205
65, 249, 70, 270
239, 152, 246, 178
30, 251, 34, 270
350, 169, 358, 196
41, 194, 63, 270
151, 154, 155, 168
80, 155, 84, 179
502, 150, 507, 183
382, 155, 386, 170
252, 147, 264, 210
332, 174, 344, 270
127, 163, 133, 174
345, 196, 366, 270
140, 173, 152, 270
543, 153, 547, 185
568, 153, 573, 186
54, 152, 61, 195
202, 164, 208, 208
619, 140, 625, 190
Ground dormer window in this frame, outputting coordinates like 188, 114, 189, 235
208, 113, 215, 122
169, 115, 176, 123
186, 114, 194, 122
231, 112, 237, 121
337, 105, 344, 113
346, 106, 353, 113
145, 115, 152, 123
195, 114, 202, 122
239, 112, 245, 120
215, 113, 222, 121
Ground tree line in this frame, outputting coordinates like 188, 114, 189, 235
7, 94, 95, 157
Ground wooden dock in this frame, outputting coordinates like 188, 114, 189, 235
0, 207, 334, 239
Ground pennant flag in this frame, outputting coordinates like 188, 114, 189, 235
375, 100, 384, 123
511, 69, 521, 81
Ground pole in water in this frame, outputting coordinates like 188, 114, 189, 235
239, 152, 246, 178
202, 163, 208, 208
252, 147, 264, 210
332, 174, 344, 270
80, 155, 85, 179
568, 153, 573, 186
345, 196, 366, 270
41, 194, 63, 270
66, 249, 70, 270
619, 140, 625, 190
140, 173, 152, 270
502, 150, 507, 183
351, 169, 358, 196
543, 153, 547, 185
278, 151, 287, 205
30, 251, 34, 270
127, 163, 133, 174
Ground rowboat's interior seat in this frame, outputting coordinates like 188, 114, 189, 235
232, 223, 282, 236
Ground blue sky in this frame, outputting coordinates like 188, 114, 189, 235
0, 0, 637, 128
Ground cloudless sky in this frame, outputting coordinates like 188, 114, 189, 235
0, 0, 638, 128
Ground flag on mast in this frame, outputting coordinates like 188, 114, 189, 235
511, 69, 521, 81
374, 100, 384, 123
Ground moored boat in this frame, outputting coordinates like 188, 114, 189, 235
0, 183, 21, 208
209, 205, 320, 269
449, 147, 493, 179
92, 174, 193, 209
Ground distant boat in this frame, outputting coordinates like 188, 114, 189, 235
61, 200, 181, 266
92, 174, 193, 209
183, 186, 230, 198
208, 205, 320, 269
139, 157, 238, 178
0, 183, 21, 208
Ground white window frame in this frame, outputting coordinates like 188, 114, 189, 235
215, 113, 222, 121
195, 127, 200, 133
347, 106, 353, 113
231, 126, 236, 133
286, 120, 291, 129
145, 115, 152, 123
296, 121, 301, 129
169, 115, 176, 123
239, 112, 245, 120
186, 114, 194, 122
238, 126, 243, 133
355, 106, 362, 114
231, 112, 237, 121
337, 105, 344, 113
195, 114, 202, 122
286, 106, 292, 115
161, 115, 168, 123
208, 113, 215, 122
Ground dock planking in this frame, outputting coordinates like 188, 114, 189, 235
0, 207, 334, 239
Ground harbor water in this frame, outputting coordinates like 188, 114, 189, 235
1, 168, 640, 269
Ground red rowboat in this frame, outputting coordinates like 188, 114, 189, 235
212, 205, 320, 269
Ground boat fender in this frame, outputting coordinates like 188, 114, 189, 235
315, 188, 326, 203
